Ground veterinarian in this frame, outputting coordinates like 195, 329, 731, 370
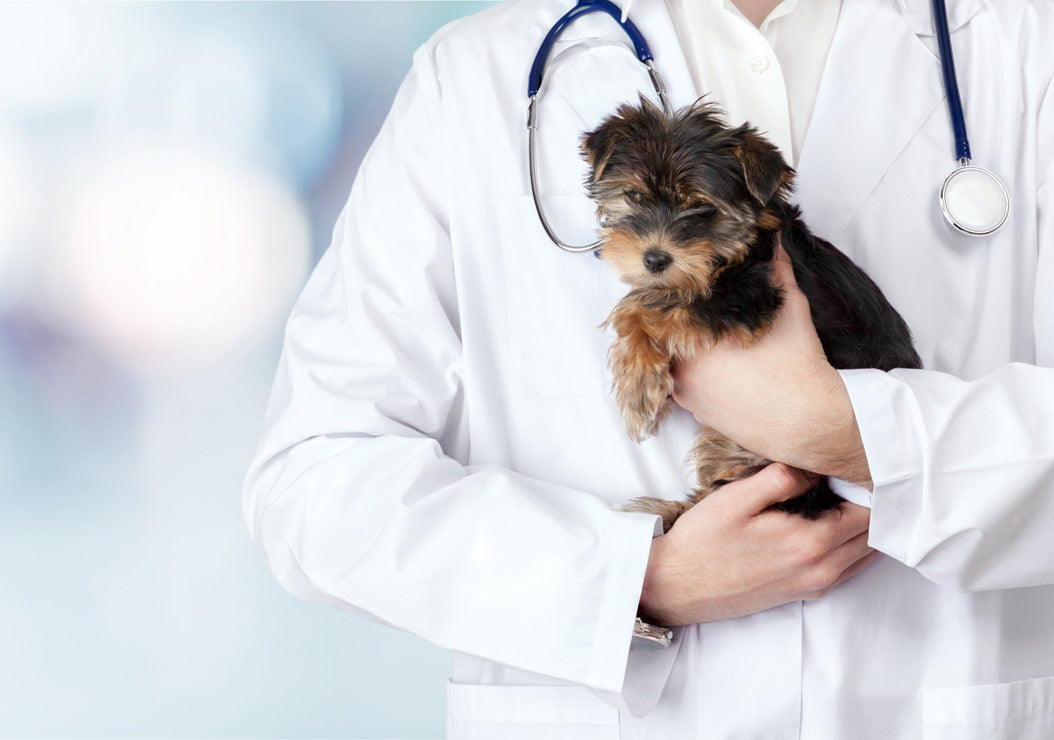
243, 0, 1054, 737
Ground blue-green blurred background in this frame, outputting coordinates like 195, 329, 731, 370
0, 2, 494, 737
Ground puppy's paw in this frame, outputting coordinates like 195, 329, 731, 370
617, 496, 692, 533
616, 364, 675, 442
605, 301, 677, 441
688, 428, 768, 500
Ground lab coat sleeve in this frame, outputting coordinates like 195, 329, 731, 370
842, 364, 1054, 591
241, 46, 661, 695
844, 68, 1054, 592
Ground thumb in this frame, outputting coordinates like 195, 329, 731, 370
739, 462, 818, 513
772, 238, 800, 291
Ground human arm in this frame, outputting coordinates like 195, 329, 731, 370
671, 246, 1054, 592
241, 47, 663, 693
670, 249, 872, 487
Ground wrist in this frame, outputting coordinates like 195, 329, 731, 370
639, 534, 687, 627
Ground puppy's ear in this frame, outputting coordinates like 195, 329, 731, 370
582, 96, 664, 182
734, 128, 794, 205
581, 123, 618, 183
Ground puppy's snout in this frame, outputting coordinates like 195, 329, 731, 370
643, 249, 672, 273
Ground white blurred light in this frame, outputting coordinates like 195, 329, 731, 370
0, 4, 115, 115
0, 130, 40, 305
162, 20, 342, 191
168, 31, 269, 166
57, 148, 311, 373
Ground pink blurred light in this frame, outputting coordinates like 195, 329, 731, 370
55, 147, 310, 374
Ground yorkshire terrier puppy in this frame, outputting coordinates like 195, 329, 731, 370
582, 98, 922, 530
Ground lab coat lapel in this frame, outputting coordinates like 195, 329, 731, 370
891, 0, 985, 36
793, 0, 952, 242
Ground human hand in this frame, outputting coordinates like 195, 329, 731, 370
638, 463, 877, 626
671, 246, 871, 486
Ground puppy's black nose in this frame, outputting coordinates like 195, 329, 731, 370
643, 249, 672, 273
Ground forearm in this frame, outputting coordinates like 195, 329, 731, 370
677, 346, 872, 486
766, 365, 872, 488
670, 253, 873, 487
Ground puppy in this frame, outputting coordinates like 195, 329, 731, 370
581, 98, 922, 530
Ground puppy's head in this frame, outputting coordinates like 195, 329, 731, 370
582, 98, 793, 293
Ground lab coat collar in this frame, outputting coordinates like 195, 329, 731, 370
545, 0, 984, 35
527, 0, 697, 107
890, 0, 985, 36
529, 0, 984, 37
528, 0, 652, 41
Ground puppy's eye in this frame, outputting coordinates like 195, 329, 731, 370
623, 188, 642, 204
682, 205, 719, 224
676, 205, 721, 234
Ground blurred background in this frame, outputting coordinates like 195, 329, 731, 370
0, 2, 493, 737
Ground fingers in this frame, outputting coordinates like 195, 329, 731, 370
804, 544, 881, 599
722, 464, 873, 547
771, 242, 799, 290
745, 475, 875, 599
786, 503, 871, 576
771, 244, 816, 324
647, 463, 879, 623
814, 502, 871, 549
732, 462, 819, 513
823, 529, 874, 578
830, 549, 882, 589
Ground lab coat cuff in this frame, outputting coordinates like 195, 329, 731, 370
590, 511, 662, 690
592, 511, 682, 717
838, 368, 924, 561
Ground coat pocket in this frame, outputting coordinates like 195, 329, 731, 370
922, 675, 1054, 740
447, 681, 621, 740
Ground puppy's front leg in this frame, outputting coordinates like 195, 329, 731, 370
617, 496, 691, 533
606, 295, 693, 442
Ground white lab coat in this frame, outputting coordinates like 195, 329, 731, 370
242, 0, 1054, 736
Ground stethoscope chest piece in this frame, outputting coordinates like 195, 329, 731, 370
930, 0, 1010, 238
939, 162, 1010, 237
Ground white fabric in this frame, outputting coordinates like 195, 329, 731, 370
242, 0, 1054, 736
664, 0, 841, 164
827, 475, 872, 507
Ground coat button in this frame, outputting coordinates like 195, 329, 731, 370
751, 55, 770, 73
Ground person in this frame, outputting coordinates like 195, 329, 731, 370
242, 0, 1054, 736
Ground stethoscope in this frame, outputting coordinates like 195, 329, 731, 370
527, 0, 1011, 252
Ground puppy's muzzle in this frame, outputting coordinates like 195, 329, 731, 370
644, 249, 672, 273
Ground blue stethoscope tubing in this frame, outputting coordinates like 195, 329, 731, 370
931, 0, 1010, 236
527, 0, 673, 252
527, 0, 1010, 251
